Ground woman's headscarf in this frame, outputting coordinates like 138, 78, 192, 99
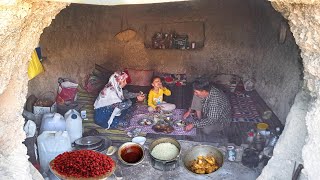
94, 71, 129, 109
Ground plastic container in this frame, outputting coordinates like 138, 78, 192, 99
37, 131, 72, 174
40, 113, 66, 134
257, 123, 269, 135
65, 109, 83, 143
227, 145, 236, 161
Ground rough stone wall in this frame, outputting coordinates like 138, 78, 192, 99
29, 0, 302, 124
0, 1, 68, 179
258, 1, 320, 179
257, 91, 310, 179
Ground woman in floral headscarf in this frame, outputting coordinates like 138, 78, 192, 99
94, 71, 145, 129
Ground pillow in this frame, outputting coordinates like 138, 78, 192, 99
154, 72, 187, 86
82, 64, 113, 94
212, 74, 242, 92
126, 69, 154, 86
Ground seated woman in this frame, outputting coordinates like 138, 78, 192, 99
147, 76, 176, 112
94, 71, 145, 129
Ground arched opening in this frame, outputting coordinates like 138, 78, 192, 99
0, 0, 317, 179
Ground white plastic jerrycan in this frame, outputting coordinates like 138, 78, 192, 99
64, 109, 83, 143
40, 113, 66, 134
37, 131, 72, 174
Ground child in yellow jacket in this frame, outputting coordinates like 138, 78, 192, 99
148, 76, 176, 112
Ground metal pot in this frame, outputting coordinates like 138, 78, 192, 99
183, 145, 224, 175
149, 137, 181, 171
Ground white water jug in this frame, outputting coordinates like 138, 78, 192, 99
40, 113, 66, 134
64, 109, 82, 143
37, 131, 72, 174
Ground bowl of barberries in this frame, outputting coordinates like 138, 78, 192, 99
50, 149, 116, 180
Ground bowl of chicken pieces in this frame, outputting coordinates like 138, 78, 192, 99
183, 145, 224, 175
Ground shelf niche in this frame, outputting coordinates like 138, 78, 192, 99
144, 21, 205, 50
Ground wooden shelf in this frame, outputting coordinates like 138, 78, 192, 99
144, 21, 205, 50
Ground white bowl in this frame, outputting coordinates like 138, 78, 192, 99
132, 136, 146, 145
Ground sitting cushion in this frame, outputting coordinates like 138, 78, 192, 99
154, 72, 187, 86
82, 64, 114, 94
126, 69, 154, 86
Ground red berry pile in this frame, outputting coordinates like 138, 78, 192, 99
52, 150, 115, 178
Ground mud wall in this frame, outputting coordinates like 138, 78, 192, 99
258, 1, 320, 179
0, 1, 68, 179
29, 0, 302, 123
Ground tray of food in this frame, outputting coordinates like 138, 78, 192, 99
152, 123, 175, 134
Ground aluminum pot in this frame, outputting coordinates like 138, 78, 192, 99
183, 145, 224, 175
118, 142, 145, 166
148, 137, 181, 171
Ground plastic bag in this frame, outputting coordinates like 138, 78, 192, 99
28, 50, 44, 80
56, 80, 78, 105
24, 120, 36, 138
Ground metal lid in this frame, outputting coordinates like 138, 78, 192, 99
74, 136, 103, 149
74, 136, 112, 153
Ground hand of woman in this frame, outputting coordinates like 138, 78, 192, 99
136, 94, 145, 102
184, 123, 194, 131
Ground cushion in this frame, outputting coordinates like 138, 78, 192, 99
154, 72, 187, 86
126, 69, 154, 86
212, 74, 243, 92
82, 64, 113, 94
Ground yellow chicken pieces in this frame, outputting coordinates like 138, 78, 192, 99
189, 155, 219, 174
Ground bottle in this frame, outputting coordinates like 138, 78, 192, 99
254, 132, 265, 151
246, 129, 255, 145
65, 109, 82, 143
268, 127, 281, 147
263, 127, 281, 158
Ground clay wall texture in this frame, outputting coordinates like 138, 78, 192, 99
0, 1, 68, 179
29, 0, 302, 124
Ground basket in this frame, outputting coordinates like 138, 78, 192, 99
33, 91, 57, 116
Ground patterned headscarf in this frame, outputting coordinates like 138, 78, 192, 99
94, 71, 128, 109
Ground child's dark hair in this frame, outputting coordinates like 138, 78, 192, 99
192, 77, 210, 91
151, 76, 162, 83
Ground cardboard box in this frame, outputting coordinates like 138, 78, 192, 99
33, 102, 57, 116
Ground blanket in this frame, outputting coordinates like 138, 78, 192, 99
229, 93, 262, 123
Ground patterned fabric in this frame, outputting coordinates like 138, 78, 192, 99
230, 93, 262, 123
154, 72, 187, 86
193, 87, 231, 129
94, 72, 125, 109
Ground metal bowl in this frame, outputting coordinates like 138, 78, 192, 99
117, 142, 145, 166
183, 145, 224, 175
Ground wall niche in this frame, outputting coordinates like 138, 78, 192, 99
144, 21, 205, 50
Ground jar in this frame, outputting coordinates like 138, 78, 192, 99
227, 146, 236, 161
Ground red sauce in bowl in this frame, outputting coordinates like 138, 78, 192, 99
120, 145, 143, 164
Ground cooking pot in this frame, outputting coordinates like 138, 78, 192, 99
183, 145, 224, 175
148, 137, 181, 171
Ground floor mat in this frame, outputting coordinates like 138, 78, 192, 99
229, 93, 262, 123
